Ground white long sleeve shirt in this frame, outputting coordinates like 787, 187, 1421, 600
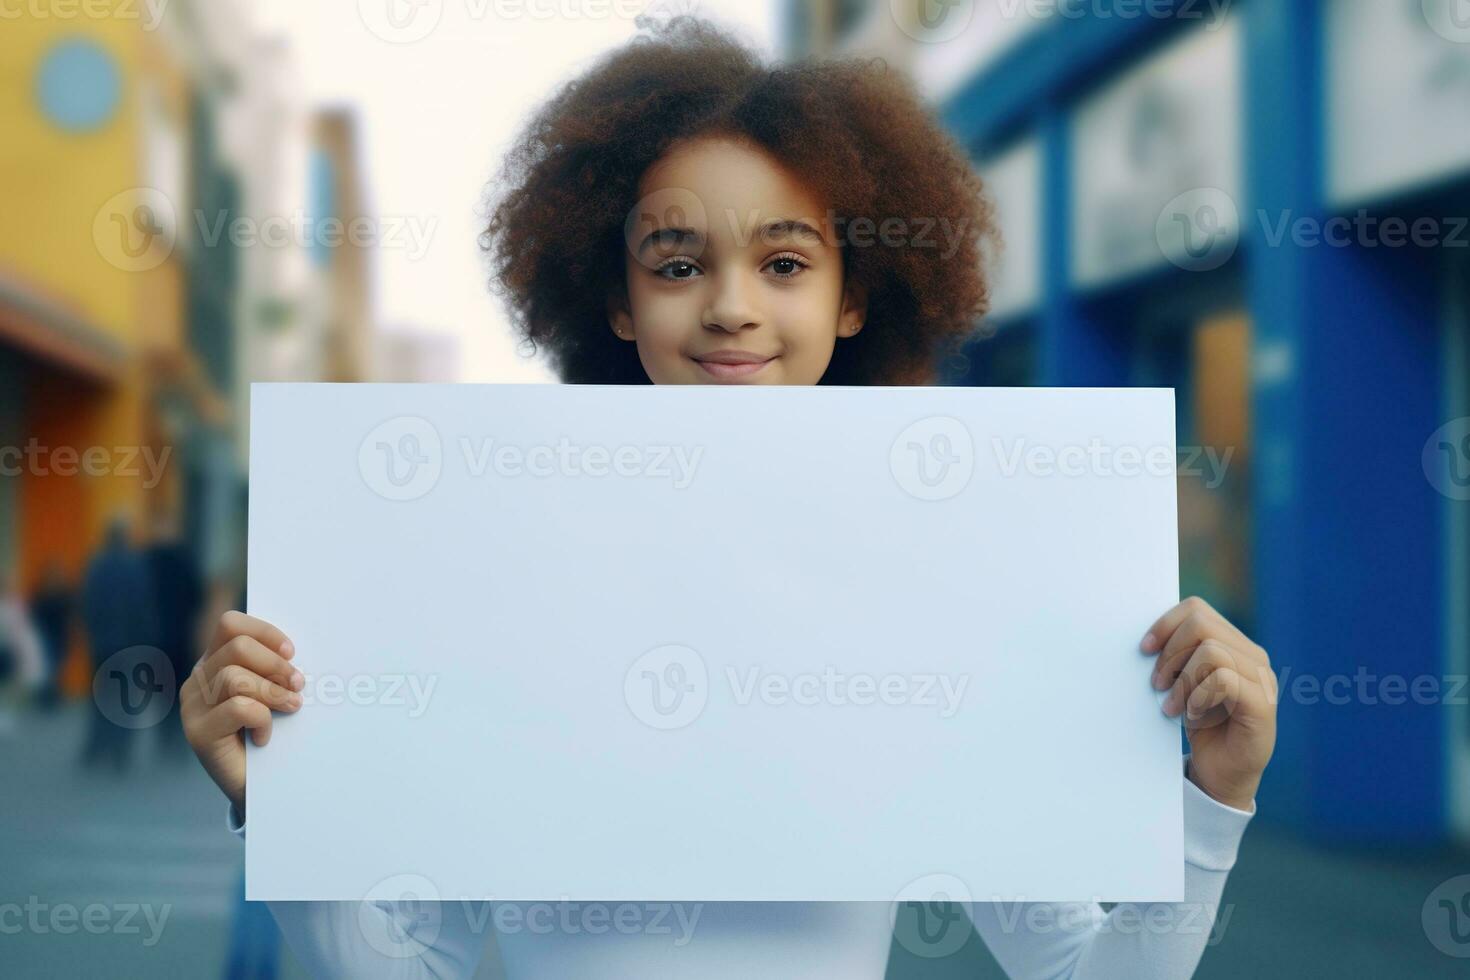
230, 757, 1253, 980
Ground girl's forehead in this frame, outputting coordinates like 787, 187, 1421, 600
638, 135, 830, 233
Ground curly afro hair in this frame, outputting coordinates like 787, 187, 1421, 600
481, 15, 994, 385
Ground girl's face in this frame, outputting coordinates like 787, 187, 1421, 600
609, 135, 866, 385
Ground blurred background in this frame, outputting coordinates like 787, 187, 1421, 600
1, 0, 1467, 976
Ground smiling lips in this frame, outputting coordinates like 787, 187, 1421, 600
691, 349, 778, 380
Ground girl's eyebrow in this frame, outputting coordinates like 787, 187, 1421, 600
634, 218, 826, 259
755, 218, 825, 246
636, 226, 702, 258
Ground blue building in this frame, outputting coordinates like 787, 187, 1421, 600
788, 0, 1470, 844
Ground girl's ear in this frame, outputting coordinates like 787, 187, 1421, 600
838, 281, 868, 338
607, 293, 635, 342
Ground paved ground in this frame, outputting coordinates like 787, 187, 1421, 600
2, 703, 1466, 978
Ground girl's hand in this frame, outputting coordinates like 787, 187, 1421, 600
180, 611, 304, 816
1141, 596, 1278, 812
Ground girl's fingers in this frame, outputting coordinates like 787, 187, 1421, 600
211, 611, 293, 660
204, 664, 303, 713
1140, 596, 1219, 654
1151, 612, 1209, 690
201, 634, 302, 699
1185, 666, 1243, 727
190, 694, 275, 747
1162, 640, 1238, 719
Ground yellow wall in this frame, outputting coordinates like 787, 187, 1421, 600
0, 5, 192, 629
0, 5, 188, 347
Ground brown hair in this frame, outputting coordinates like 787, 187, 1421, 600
481, 15, 993, 385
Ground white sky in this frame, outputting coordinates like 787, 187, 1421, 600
248, 0, 782, 382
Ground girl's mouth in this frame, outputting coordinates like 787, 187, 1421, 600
691, 350, 778, 381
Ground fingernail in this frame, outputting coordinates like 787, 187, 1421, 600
1152, 671, 1169, 690
281, 639, 295, 659
288, 693, 303, 709
1140, 632, 1158, 653
289, 670, 305, 691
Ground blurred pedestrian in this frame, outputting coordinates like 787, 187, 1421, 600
80, 517, 157, 770
31, 559, 73, 710
145, 514, 203, 759
0, 568, 46, 734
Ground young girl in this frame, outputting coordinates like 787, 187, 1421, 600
182, 17, 1276, 979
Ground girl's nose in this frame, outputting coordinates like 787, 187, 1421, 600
701, 273, 761, 333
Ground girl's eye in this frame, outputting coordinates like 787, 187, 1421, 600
654, 258, 702, 280
766, 253, 809, 279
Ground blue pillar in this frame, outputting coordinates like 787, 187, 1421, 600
1245, 0, 1447, 841
1038, 108, 1129, 387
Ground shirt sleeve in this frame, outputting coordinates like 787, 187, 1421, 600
226, 804, 488, 980
970, 755, 1254, 980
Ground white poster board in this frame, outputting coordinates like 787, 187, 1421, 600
246, 384, 1183, 903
